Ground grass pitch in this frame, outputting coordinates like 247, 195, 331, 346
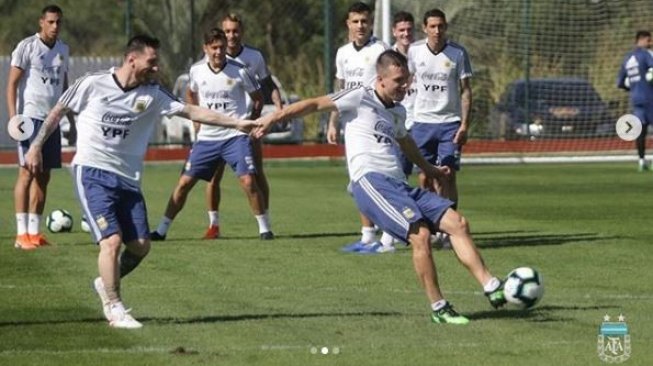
0, 161, 651, 365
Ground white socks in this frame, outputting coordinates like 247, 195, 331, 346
379, 232, 395, 247
431, 299, 448, 311
156, 216, 173, 235
27, 213, 40, 235
16, 213, 28, 235
483, 277, 502, 293
361, 226, 377, 244
208, 211, 219, 227
255, 212, 271, 233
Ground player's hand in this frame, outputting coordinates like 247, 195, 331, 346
327, 123, 339, 145
424, 164, 450, 180
24, 147, 43, 174
454, 127, 468, 145
236, 119, 260, 133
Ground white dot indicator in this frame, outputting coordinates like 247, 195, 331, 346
615, 114, 642, 141
321, 347, 329, 355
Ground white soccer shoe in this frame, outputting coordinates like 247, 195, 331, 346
431, 232, 452, 250
93, 277, 111, 321
108, 303, 143, 329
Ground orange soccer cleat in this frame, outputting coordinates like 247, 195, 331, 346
29, 233, 52, 247
202, 225, 220, 240
14, 234, 38, 250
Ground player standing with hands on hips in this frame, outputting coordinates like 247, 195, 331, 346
24, 35, 258, 329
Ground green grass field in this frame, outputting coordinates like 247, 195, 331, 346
0, 161, 651, 365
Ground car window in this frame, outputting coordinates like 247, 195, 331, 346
514, 81, 602, 106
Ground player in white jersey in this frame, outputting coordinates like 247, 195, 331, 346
23, 35, 258, 329
255, 50, 506, 325
6, 5, 70, 250
392, 10, 417, 177
328, 2, 394, 254
196, 13, 282, 240
151, 28, 272, 241
408, 9, 472, 212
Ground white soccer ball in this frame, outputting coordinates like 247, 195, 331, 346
80, 215, 91, 233
503, 267, 544, 309
46, 209, 74, 233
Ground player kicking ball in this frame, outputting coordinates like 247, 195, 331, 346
255, 50, 506, 324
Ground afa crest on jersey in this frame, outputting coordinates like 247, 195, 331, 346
133, 95, 152, 113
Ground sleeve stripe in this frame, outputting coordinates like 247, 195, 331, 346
330, 87, 359, 101
59, 70, 107, 106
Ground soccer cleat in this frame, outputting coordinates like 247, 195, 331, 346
14, 234, 38, 250
108, 304, 143, 329
430, 303, 470, 325
431, 232, 452, 250
93, 277, 112, 321
203, 225, 220, 239
260, 231, 274, 240
340, 240, 370, 252
29, 233, 51, 247
358, 242, 395, 254
149, 231, 166, 241
485, 282, 507, 309
638, 161, 650, 172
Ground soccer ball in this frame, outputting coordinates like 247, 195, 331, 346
80, 214, 91, 233
503, 267, 544, 309
46, 209, 74, 233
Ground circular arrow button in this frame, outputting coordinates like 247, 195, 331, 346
615, 114, 642, 141
7, 115, 35, 142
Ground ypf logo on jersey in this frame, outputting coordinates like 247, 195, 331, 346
597, 314, 631, 363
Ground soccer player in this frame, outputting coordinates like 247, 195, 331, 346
407, 8, 473, 249
6, 5, 70, 250
23, 35, 258, 329
617, 30, 653, 171
198, 13, 281, 240
255, 50, 506, 324
328, 2, 394, 253
392, 11, 417, 178
151, 28, 272, 241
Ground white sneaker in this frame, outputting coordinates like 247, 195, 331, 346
93, 277, 111, 321
431, 232, 452, 250
108, 303, 143, 329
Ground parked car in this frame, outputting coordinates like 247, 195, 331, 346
488, 78, 614, 140
160, 74, 303, 145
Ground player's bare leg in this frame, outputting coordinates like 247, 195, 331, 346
238, 174, 272, 239
204, 161, 226, 239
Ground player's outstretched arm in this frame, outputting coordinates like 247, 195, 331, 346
254, 95, 336, 138
178, 104, 258, 133
24, 103, 70, 173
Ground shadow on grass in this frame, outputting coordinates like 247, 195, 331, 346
0, 310, 402, 328
167, 231, 361, 242
474, 232, 617, 249
468, 304, 621, 322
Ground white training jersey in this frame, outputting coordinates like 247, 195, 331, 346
392, 43, 417, 130
408, 39, 472, 123
331, 87, 407, 182
226, 44, 270, 111
335, 36, 390, 89
10, 34, 69, 119
61, 69, 184, 184
189, 60, 259, 141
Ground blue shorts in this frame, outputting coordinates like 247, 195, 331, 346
17, 118, 62, 169
351, 172, 453, 243
633, 105, 653, 126
72, 165, 149, 244
183, 136, 256, 181
410, 121, 461, 170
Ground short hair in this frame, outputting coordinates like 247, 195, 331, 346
348, 2, 372, 15
203, 28, 227, 45
222, 13, 243, 28
393, 11, 414, 27
423, 8, 446, 26
376, 49, 408, 73
636, 30, 651, 41
124, 35, 160, 57
41, 4, 63, 17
